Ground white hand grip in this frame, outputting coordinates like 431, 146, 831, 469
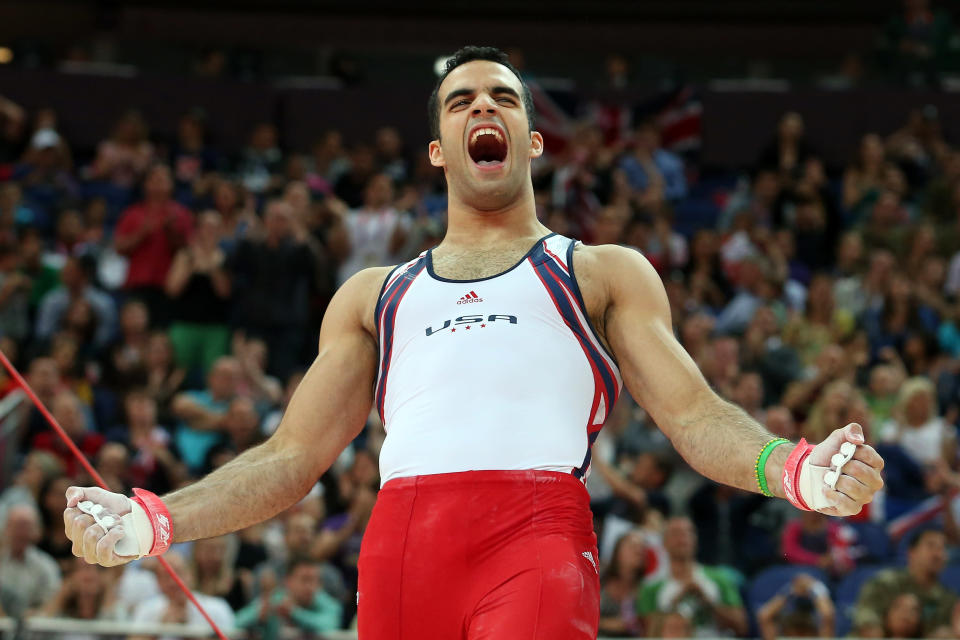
77, 499, 147, 557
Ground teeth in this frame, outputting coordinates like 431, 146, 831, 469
470, 127, 505, 145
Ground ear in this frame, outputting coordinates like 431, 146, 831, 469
530, 131, 544, 159
428, 140, 445, 168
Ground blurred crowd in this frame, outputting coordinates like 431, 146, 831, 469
2, 29, 960, 639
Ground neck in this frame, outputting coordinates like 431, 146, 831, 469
910, 565, 934, 587
670, 557, 695, 580
441, 187, 546, 250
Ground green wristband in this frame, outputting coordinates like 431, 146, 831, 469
755, 438, 790, 497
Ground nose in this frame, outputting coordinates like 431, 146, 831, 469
471, 93, 499, 117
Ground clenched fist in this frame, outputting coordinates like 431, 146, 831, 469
63, 486, 149, 567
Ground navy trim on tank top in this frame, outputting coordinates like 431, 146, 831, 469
565, 240, 620, 367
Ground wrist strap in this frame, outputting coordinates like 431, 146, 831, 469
755, 438, 790, 497
130, 488, 173, 556
783, 439, 815, 511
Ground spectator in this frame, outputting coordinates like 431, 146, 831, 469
170, 356, 240, 475
758, 111, 814, 180
599, 530, 653, 637
220, 396, 265, 456
235, 556, 342, 638
89, 110, 154, 190
0, 94, 26, 164
37, 475, 75, 573
756, 573, 835, 640
335, 172, 410, 285
0, 504, 61, 618
208, 178, 256, 256
231, 200, 315, 378
130, 553, 234, 637
114, 164, 194, 324
106, 389, 185, 495
36, 558, 122, 621
374, 126, 410, 184
31, 391, 104, 477
237, 123, 283, 197
165, 210, 232, 378
334, 144, 377, 209
17, 128, 79, 228
142, 331, 187, 422
309, 130, 350, 189
0, 451, 62, 527
232, 334, 283, 408
783, 273, 855, 366
169, 109, 221, 206
105, 300, 151, 390
852, 528, 957, 637
843, 133, 887, 218
0, 182, 37, 236
189, 536, 247, 611
35, 254, 117, 351
0, 240, 30, 342
781, 510, 857, 576
880, 376, 955, 465
865, 360, 906, 428
618, 119, 686, 204
636, 516, 748, 637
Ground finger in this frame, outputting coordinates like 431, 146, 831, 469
822, 489, 863, 517
63, 507, 80, 539
96, 526, 127, 567
834, 474, 873, 505
65, 486, 85, 508
843, 423, 865, 445
69, 514, 94, 556
853, 443, 884, 472
81, 523, 106, 564
842, 459, 885, 492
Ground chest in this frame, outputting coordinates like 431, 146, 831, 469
427, 244, 610, 350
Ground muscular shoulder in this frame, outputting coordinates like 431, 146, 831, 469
571, 243, 666, 318
334, 266, 396, 339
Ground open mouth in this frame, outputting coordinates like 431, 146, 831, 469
467, 126, 508, 168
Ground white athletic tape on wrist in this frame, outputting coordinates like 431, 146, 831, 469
799, 441, 859, 512
77, 498, 154, 558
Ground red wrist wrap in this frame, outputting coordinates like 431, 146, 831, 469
131, 488, 173, 556
783, 439, 815, 512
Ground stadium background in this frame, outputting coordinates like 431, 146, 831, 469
1, 0, 960, 637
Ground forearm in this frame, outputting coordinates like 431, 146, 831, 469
162, 438, 316, 542
209, 269, 231, 298
713, 605, 748, 635
668, 393, 788, 498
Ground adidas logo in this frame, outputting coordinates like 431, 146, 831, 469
456, 291, 483, 304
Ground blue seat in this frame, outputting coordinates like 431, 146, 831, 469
850, 521, 890, 561
834, 564, 889, 636
939, 564, 960, 594
747, 565, 831, 631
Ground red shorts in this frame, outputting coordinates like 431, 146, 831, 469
357, 470, 600, 640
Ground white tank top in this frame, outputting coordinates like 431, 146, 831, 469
374, 233, 622, 486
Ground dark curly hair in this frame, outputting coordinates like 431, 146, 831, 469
427, 45, 535, 141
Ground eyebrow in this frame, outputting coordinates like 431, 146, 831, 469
443, 85, 521, 106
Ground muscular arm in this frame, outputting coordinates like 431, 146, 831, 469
585, 245, 789, 497
65, 267, 391, 562
163, 267, 386, 542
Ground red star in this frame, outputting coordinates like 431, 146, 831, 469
451, 328, 456, 333
480, 323, 486, 328
465, 325, 471, 330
